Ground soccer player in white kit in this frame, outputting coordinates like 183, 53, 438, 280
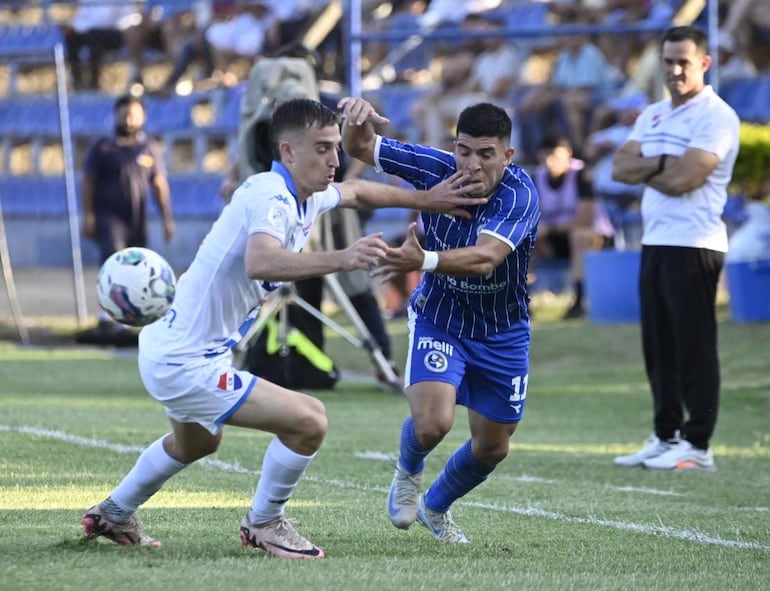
81, 98, 486, 558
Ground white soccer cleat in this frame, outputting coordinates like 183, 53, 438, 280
613, 433, 679, 467
240, 514, 324, 559
416, 494, 469, 544
387, 461, 422, 529
642, 440, 716, 471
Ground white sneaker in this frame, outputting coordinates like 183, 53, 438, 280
614, 433, 679, 467
387, 461, 422, 529
416, 494, 469, 544
642, 440, 716, 471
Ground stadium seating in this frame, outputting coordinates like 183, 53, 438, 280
0, 24, 62, 57
0, 172, 223, 219
0, 174, 74, 217
160, 173, 224, 218
719, 75, 770, 123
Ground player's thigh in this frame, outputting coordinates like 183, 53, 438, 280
138, 353, 257, 435
226, 378, 327, 438
405, 313, 464, 428
460, 328, 530, 425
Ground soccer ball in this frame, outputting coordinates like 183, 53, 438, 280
96, 247, 176, 327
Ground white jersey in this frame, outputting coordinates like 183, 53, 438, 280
628, 85, 740, 252
139, 166, 340, 361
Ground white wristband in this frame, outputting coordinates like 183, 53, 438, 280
421, 250, 439, 272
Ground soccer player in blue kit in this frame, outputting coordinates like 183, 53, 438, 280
340, 97, 541, 543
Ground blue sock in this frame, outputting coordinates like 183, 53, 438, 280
399, 416, 431, 474
424, 439, 495, 513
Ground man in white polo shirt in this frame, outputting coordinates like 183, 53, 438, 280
610, 25, 740, 471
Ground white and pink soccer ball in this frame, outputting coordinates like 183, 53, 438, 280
96, 247, 176, 327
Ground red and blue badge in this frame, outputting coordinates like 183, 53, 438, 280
218, 371, 243, 391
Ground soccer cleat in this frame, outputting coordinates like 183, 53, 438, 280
613, 432, 679, 467
240, 514, 325, 559
416, 494, 469, 544
387, 461, 422, 529
642, 440, 716, 471
82, 504, 162, 547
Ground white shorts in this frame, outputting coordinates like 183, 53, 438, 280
138, 352, 257, 435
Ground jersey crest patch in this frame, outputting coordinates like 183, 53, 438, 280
217, 371, 243, 391
424, 351, 448, 373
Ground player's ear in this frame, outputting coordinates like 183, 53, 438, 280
278, 140, 294, 164
504, 146, 515, 166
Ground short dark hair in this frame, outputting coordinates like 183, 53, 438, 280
270, 98, 339, 160
114, 94, 144, 112
538, 135, 572, 154
661, 25, 708, 54
456, 103, 512, 141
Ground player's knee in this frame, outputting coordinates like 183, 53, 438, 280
168, 433, 222, 463
414, 418, 452, 448
296, 398, 328, 451
473, 440, 509, 466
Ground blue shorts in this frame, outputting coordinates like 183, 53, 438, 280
405, 312, 531, 424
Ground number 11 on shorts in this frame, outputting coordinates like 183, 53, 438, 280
509, 375, 529, 413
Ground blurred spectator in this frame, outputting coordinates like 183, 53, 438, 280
410, 45, 481, 145
721, 0, 770, 68
532, 136, 615, 319
63, 0, 140, 90
716, 29, 758, 81
418, 0, 492, 28
81, 95, 174, 335
160, 1, 274, 94
583, 92, 647, 248
205, 1, 274, 83
123, 0, 201, 90
410, 14, 525, 146
465, 16, 527, 106
262, 0, 331, 54
363, 0, 430, 83
548, 1, 658, 74
517, 33, 615, 162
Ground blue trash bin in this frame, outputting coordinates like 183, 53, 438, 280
726, 260, 770, 323
584, 250, 641, 324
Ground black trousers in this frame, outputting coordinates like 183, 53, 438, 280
639, 245, 724, 450
95, 214, 147, 264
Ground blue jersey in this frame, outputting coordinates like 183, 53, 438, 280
375, 136, 540, 339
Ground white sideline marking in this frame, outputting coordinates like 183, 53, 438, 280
607, 485, 685, 497
3, 424, 769, 551
354, 451, 392, 461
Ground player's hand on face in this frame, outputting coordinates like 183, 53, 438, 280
371, 223, 424, 282
423, 171, 487, 219
338, 97, 390, 127
343, 232, 389, 271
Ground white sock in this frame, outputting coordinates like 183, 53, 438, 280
249, 438, 316, 525
109, 435, 187, 515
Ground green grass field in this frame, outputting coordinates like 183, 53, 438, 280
1, 316, 768, 591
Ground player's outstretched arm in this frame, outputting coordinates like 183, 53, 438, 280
245, 232, 389, 282
372, 223, 511, 282
336, 171, 486, 218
